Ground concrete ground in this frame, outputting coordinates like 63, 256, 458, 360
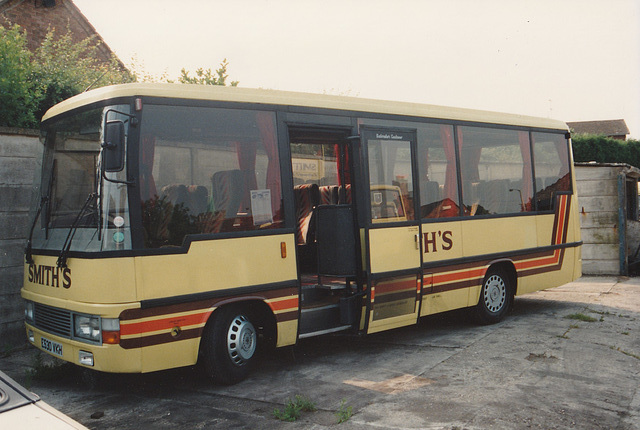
1, 276, 639, 429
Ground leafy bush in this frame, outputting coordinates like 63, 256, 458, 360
0, 23, 133, 129
31, 28, 134, 122
176, 59, 238, 86
1, 22, 237, 129
0, 25, 39, 128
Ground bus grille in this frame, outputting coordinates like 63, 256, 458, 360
34, 303, 72, 338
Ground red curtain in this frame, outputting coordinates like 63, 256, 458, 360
235, 141, 258, 211
518, 131, 533, 211
440, 125, 458, 201
140, 135, 157, 201
255, 112, 282, 220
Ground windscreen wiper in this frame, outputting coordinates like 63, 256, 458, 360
57, 193, 97, 268
25, 160, 56, 265
24, 196, 49, 265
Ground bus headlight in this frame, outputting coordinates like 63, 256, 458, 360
74, 314, 101, 342
25, 301, 34, 322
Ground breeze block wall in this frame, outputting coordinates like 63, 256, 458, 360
575, 163, 640, 275
0, 128, 41, 349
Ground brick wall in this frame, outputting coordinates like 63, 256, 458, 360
1, 0, 119, 66
0, 128, 41, 349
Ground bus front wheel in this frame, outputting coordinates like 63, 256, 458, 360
474, 267, 513, 324
202, 306, 257, 385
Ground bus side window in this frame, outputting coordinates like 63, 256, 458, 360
458, 127, 534, 215
139, 107, 283, 248
417, 123, 460, 219
367, 138, 414, 222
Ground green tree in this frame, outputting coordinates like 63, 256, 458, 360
1, 22, 237, 129
31, 27, 134, 123
127, 54, 170, 83
177, 59, 239, 86
0, 25, 39, 128
0, 23, 133, 128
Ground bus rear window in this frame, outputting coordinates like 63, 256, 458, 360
532, 132, 572, 211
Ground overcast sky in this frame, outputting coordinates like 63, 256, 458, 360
74, 0, 640, 138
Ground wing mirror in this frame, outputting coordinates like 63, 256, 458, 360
102, 120, 125, 172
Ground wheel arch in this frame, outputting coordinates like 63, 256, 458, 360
198, 298, 278, 357
483, 259, 518, 300
471, 259, 517, 325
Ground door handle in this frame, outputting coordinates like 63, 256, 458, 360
414, 234, 420, 250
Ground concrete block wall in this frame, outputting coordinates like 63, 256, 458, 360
575, 163, 640, 275
575, 165, 621, 275
0, 128, 41, 349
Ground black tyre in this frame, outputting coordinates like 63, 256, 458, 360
201, 306, 257, 385
474, 267, 513, 324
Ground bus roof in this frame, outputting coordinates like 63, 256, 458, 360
42, 83, 568, 131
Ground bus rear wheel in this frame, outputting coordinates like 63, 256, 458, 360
202, 306, 257, 385
474, 267, 513, 324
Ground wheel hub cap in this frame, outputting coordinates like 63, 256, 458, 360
484, 275, 506, 313
227, 315, 256, 366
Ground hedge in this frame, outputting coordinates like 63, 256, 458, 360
572, 134, 640, 168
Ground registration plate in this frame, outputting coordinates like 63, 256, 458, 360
41, 336, 63, 357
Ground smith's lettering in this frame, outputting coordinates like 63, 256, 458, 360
423, 230, 454, 253
28, 264, 71, 289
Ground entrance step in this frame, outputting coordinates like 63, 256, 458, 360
298, 295, 358, 338
299, 304, 342, 335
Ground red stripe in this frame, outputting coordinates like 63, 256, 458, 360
560, 195, 571, 244
555, 195, 567, 245
268, 297, 299, 312
432, 267, 485, 286
121, 311, 211, 336
373, 278, 416, 294
516, 249, 561, 270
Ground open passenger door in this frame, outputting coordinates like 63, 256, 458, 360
362, 128, 422, 333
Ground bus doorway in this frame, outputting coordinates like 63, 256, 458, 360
288, 127, 361, 338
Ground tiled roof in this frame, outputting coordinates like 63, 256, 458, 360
567, 119, 630, 136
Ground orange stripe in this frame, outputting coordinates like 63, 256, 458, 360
554, 195, 567, 245
268, 297, 298, 312
552, 196, 563, 245
430, 249, 562, 288
432, 267, 485, 286
121, 311, 210, 336
514, 250, 560, 270
558, 195, 568, 243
